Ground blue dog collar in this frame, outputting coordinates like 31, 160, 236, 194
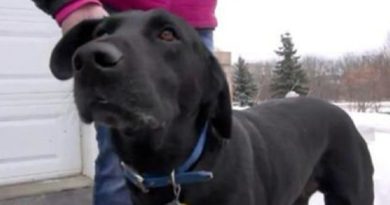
122, 122, 213, 192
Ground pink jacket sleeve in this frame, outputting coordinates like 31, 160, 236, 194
55, 0, 102, 25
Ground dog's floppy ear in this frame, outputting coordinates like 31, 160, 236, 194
50, 19, 101, 80
206, 53, 232, 139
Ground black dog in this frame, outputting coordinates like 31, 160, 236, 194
49, 10, 374, 205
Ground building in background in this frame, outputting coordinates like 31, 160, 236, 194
214, 51, 233, 99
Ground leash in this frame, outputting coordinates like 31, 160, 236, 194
121, 122, 213, 194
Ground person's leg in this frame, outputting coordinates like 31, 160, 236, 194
197, 29, 214, 51
94, 126, 132, 205
92, 29, 214, 205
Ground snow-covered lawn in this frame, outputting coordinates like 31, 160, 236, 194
310, 112, 390, 205
335, 101, 390, 114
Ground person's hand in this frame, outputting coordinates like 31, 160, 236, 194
61, 4, 108, 33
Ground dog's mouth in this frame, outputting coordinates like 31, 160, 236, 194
89, 100, 124, 128
80, 95, 164, 133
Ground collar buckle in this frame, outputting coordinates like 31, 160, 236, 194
121, 162, 150, 193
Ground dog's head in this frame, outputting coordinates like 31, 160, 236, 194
50, 10, 231, 159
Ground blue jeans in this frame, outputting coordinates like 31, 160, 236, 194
93, 29, 214, 205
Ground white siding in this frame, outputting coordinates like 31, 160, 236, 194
0, 0, 82, 185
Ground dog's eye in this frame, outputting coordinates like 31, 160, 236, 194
158, 28, 177, 42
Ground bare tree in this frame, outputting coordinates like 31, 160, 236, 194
341, 63, 382, 112
301, 56, 341, 100
249, 61, 275, 102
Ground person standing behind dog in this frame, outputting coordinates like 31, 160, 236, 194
31, 1, 217, 205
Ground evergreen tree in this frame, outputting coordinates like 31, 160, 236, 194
270, 32, 309, 98
233, 57, 258, 106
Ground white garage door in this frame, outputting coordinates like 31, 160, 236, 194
0, 1, 82, 185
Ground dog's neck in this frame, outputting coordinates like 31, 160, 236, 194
111, 115, 221, 175
109, 107, 228, 203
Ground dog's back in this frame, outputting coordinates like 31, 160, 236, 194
232, 97, 374, 205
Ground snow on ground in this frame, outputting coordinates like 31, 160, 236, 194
310, 112, 390, 205
335, 101, 390, 114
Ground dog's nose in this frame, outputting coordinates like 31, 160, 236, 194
73, 43, 123, 72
